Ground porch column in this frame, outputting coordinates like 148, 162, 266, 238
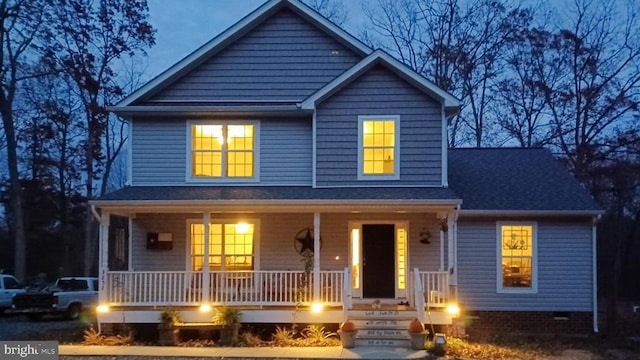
202, 212, 211, 304
313, 212, 320, 302
437, 212, 447, 271
97, 210, 110, 305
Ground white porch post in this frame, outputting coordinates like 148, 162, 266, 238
448, 207, 459, 301
313, 212, 321, 302
97, 210, 110, 305
437, 212, 446, 271
202, 212, 211, 304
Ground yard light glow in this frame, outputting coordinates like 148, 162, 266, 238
311, 303, 323, 313
446, 304, 460, 317
199, 304, 212, 312
96, 304, 110, 313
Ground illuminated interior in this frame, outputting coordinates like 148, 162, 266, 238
362, 120, 395, 175
191, 124, 254, 177
396, 226, 407, 290
190, 222, 254, 270
501, 225, 533, 288
350, 228, 360, 289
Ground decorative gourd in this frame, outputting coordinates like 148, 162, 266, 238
408, 318, 425, 333
340, 320, 357, 332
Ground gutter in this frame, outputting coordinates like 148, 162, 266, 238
592, 215, 601, 333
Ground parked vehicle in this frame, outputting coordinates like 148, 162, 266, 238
0, 274, 25, 314
12, 277, 98, 320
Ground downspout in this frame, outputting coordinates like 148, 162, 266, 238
592, 215, 600, 333
91, 204, 102, 223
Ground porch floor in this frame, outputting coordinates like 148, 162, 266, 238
60, 344, 428, 359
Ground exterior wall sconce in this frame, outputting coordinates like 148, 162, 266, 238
419, 228, 431, 244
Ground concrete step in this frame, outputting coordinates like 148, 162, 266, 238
348, 309, 418, 320
355, 338, 412, 347
357, 328, 410, 340
351, 318, 412, 330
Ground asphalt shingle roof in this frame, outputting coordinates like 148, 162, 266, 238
448, 148, 601, 211
96, 186, 459, 202
96, 148, 601, 213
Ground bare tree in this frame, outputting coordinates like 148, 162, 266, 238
43, 0, 155, 275
538, 0, 640, 181
304, 0, 348, 26
0, 0, 50, 280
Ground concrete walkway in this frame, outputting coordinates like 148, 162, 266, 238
59, 345, 430, 359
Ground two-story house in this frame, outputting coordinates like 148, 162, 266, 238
94, 0, 602, 339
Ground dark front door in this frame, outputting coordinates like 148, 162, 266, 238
362, 224, 395, 298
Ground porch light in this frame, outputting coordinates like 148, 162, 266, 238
446, 304, 460, 317
199, 304, 212, 312
96, 304, 110, 313
311, 303, 323, 313
235, 222, 250, 234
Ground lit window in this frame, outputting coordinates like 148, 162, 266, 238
498, 223, 537, 293
190, 222, 255, 271
191, 123, 255, 178
358, 116, 399, 180
396, 226, 407, 290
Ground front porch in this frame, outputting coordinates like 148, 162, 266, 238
97, 269, 453, 325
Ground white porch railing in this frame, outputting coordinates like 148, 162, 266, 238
410, 270, 450, 309
105, 270, 344, 307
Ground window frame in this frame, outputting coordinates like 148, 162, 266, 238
186, 219, 260, 271
357, 115, 400, 180
496, 221, 538, 294
186, 120, 260, 183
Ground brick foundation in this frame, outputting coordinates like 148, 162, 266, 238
463, 311, 593, 336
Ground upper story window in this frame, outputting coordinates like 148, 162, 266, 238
497, 222, 538, 294
190, 121, 257, 180
357, 116, 400, 180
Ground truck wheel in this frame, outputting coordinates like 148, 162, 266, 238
66, 304, 81, 320
28, 313, 43, 321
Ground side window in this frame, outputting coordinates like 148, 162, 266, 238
4, 277, 21, 289
497, 222, 537, 293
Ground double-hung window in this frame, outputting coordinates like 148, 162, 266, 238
190, 122, 257, 179
190, 221, 256, 271
497, 222, 537, 293
358, 116, 400, 180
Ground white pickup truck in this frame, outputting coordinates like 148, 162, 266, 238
12, 277, 98, 320
0, 274, 26, 314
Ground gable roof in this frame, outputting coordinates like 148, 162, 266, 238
448, 148, 602, 215
113, 0, 371, 108
301, 50, 460, 116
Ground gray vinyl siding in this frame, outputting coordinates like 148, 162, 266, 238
457, 218, 593, 312
131, 118, 187, 185
147, 9, 361, 102
130, 117, 312, 186
260, 118, 312, 185
130, 213, 442, 274
315, 65, 443, 186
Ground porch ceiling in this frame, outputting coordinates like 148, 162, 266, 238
91, 186, 461, 215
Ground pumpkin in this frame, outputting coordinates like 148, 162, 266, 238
408, 318, 425, 333
340, 320, 356, 332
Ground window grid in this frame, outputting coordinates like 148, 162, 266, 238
190, 222, 254, 271
501, 225, 533, 289
191, 124, 254, 178
362, 120, 396, 175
